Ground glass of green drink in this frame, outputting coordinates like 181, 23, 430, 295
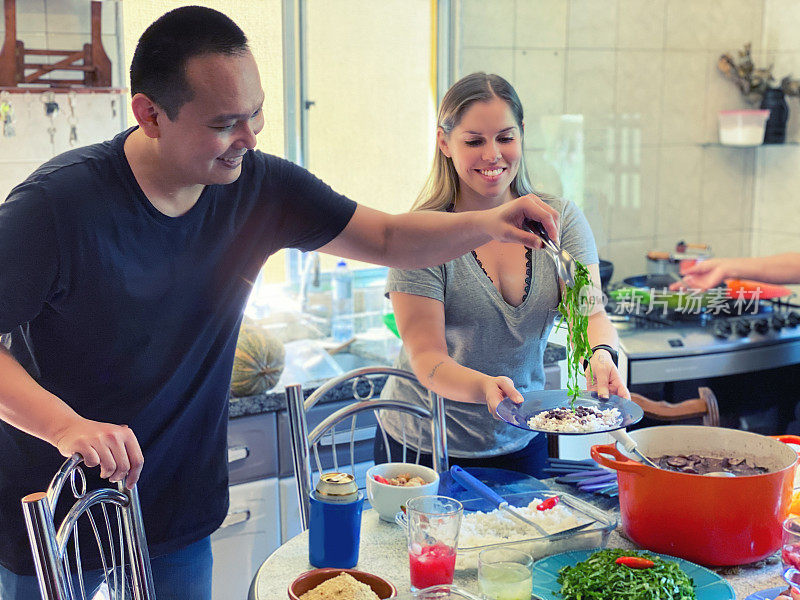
478, 546, 533, 600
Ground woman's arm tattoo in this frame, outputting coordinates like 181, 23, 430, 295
428, 361, 444, 382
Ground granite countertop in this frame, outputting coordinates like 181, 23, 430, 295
229, 342, 566, 419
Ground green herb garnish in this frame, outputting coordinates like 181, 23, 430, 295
555, 260, 593, 407
557, 548, 697, 600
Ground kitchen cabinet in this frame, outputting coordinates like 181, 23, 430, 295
211, 412, 280, 600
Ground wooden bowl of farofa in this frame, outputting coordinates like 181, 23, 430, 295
288, 568, 397, 599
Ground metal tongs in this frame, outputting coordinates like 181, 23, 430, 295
524, 219, 577, 287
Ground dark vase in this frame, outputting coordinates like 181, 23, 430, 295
760, 87, 789, 144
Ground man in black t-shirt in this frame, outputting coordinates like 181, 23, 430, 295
0, 7, 560, 599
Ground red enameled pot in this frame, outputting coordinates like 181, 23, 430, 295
591, 426, 800, 566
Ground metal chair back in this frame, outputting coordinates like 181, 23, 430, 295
286, 366, 449, 530
21, 453, 156, 600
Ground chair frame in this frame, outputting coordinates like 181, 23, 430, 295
287, 366, 449, 530
21, 453, 156, 600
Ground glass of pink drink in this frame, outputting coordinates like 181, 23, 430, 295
405, 495, 463, 591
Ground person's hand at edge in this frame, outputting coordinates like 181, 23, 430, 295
585, 350, 630, 400
482, 375, 523, 419
53, 418, 144, 489
489, 194, 560, 249
669, 258, 729, 292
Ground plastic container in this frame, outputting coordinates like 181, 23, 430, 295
718, 109, 770, 146
396, 491, 617, 571
331, 260, 354, 341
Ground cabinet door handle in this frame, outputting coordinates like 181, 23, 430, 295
220, 509, 251, 528
228, 445, 249, 463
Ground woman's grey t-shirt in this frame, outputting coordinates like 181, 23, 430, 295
379, 196, 598, 458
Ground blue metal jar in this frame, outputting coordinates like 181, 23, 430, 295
308, 472, 364, 568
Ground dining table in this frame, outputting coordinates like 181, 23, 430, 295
250, 480, 788, 599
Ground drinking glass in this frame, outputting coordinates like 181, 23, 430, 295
783, 515, 800, 590
406, 495, 463, 591
478, 547, 533, 600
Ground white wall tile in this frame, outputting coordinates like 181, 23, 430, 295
460, 47, 515, 81
665, 0, 760, 52
753, 144, 800, 235
617, 0, 665, 50
525, 116, 586, 203
660, 51, 708, 144
525, 149, 566, 197
568, 0, 617, 48
616, 50, 664, 145
752, 230, 800, 256
582, 113, 619, 150
656, 145, 703, 237
705, 0, 763, 53
603, 238, 654, 279
764, 0, 800, 52
565, 50, 616, 115
461, 0, 515, 48
11, 0, 47, 34
0, 162, 44, 202
699, 146, 753, 234
665, 0, 712, 50
0, 91, 55, 162
582, 147, 616, 244
702, 231, 749, 258
515, 0, 568, 49
514, 49, 565, 118
607, 144, 658, 241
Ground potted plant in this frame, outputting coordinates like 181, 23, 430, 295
718, 43, 800, 143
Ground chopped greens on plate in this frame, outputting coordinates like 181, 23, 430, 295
557, 548, 697, 600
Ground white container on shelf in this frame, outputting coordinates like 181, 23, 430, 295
718, 109, 770, 146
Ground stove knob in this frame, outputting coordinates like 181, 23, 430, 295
754, 319, 769, 335
712, 322, 732, 339
789, 311, 800, 328
735, 320, 752, 336
771, 314, 786, 330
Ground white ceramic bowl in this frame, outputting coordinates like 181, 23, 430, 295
366, 463, 439, 522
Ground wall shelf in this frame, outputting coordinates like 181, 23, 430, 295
701, 142, 800, 147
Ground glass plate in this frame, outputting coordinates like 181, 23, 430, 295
396, 492, 617, 571
531, 548, 735, 600
437, 466, 549, 510
496, 390, 644, 435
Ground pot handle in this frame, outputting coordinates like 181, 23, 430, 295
772, 435, 800, 457
590, 443, 646, 475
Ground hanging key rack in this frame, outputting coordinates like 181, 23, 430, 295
0, 0, 125, 94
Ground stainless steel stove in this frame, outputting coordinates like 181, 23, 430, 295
608, 297, 800, 433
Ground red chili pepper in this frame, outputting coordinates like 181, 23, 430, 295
615, 556, 655, 569
373, 474, 391, 485
536, 496, 560, 511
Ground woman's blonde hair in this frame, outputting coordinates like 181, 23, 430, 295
412, 72, 537, 212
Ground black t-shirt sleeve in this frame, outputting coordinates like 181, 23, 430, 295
262, 154, 357, 252
0, 182, 60, 334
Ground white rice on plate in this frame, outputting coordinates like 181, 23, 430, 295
527, 405, 621, 433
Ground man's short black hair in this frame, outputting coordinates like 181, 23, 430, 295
130, 6, 249, 120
